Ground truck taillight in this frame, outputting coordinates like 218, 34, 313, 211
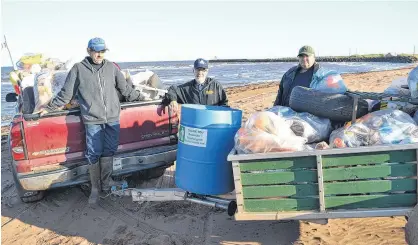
10, 122, 26, 161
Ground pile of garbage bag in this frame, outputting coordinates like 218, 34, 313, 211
305, 141, 330, 150
120, 69, 167, 101
32, 70, 79, 113
330, 109, 418, 148
234, 111, 307, 154
380, 101, 418, 115
16, 53, 71, 71
234, 107, 418, 154
234, 67, 418, 154
380, 76, 418, 115
8, 53, 78, 113
408, 66, 418, 98
310, 68, 348, 94
129, 70, 155, 87
9, 53, 71, 95
267, 106, 332, 143
384, 77, 410, 96
234, 107, 333, 154
414, 110, 418, 124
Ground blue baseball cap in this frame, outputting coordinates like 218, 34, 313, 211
194, 58, 208, 69
87, 37, 108, 52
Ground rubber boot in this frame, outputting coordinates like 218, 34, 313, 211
100, 156, 124, 192
88, 163, 101, 205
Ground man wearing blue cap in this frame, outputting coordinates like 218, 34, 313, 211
39, 37, 144, 205
163, 58, 228, 112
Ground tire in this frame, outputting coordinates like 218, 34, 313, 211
289, 86, 369, 122
22, 86, 35, 114
141, 166, 167, 180
20, 191, 45, 203
126, 165, 171, 188
126, 165, 171, 186
9, 157, 45, 203
13, 173, 45, 203
406, 204, 418, 245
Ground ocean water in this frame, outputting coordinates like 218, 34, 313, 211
1, 60, 414, 126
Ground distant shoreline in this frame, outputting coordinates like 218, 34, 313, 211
210, 55, 418, 63
2, 55, 417, 70
2, 65, 417, 138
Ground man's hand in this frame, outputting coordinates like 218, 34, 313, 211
169, 101, 179, 114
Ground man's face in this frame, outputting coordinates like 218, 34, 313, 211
298, 54, 315, 69
87, 48, 105, 64
194, 68, 208, 84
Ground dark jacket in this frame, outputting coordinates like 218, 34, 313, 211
164, 77, 228, 106
274, 63, 320, 107
47, 58, 141, 124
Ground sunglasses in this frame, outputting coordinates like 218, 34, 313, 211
90, 49, 106, 54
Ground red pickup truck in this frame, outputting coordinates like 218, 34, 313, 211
5, 91, 178, 203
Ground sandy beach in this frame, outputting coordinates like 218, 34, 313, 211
1, 65, 417, 245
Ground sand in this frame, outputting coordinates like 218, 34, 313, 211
1, 66, 416, 245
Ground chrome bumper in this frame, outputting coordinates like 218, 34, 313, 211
18, 145, 177, 191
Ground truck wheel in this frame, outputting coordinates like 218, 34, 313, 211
10, 162, 45, 203
15, 178, 45, 203
141, 166, 167, 180
20, 191, 45, 203
13, 174, 45, 203
126, 164, 174, 188
289, 86, 369, 122
406, 204, 418, 245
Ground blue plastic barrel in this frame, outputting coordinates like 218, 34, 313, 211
175, 104, 242, 195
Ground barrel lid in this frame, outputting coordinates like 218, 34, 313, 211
180, 104, 242, 128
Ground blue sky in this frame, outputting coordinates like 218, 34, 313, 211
1, 1, 418, 66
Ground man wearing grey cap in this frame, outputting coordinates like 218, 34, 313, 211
273, 45, 321, 107
164, 58, 228, 112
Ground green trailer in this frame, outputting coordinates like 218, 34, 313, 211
228, 143, 418, 244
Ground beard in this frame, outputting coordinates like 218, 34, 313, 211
195, 76, 206, 84
93, 58, 103, 64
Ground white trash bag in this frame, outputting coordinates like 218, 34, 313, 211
234, 111, 307, 154
384, 77, 410, 96
33, 70, 76, 113
130, 70, 155, 87
330, 109, 418, 148
268, 106, 332, 143
408, 66, 418, 98
33, 71, 53, 113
